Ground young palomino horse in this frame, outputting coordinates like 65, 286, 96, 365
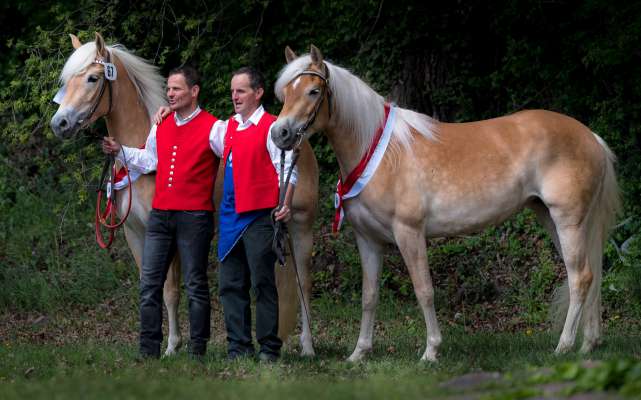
271, 46, 620, 362
50, 33, 319, 357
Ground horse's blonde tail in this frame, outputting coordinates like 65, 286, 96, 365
551, 133, 621, 346
276, 255, 299, 341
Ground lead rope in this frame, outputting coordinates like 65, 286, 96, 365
271, 146, 311, 340
95, 145, 133, 249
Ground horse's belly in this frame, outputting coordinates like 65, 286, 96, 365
344, 178, 534, 241
424, 194, 526, 237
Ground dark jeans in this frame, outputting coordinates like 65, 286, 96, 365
218, 213, 282, 357
139, 209, 214, 357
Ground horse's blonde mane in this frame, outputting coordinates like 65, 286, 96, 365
275, 54, 437, 156
60, 42, 167, 119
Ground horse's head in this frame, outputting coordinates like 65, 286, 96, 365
271, 45, 332, 150
50, 33, 116, 138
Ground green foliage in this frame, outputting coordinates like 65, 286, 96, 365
0, 182, 137, 311
530, 359, 641, 396
0, 0, 640, 322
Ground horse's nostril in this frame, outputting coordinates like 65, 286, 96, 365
59, 118, 68, 128
281, 128, 290, 139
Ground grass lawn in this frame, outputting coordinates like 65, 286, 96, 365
1, 298, 640, 399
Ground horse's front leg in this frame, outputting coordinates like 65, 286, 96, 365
290, 221, 315, 356
163, 256, 182, 356
347, 232, 384, 362
393, 223, 441, 362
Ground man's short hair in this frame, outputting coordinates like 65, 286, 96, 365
232, 66, 265, 91
168, 65, 201, 88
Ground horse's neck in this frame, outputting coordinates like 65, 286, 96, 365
105, 75, 151, 148
325, 77, 386, 179
326, 124, 367, 180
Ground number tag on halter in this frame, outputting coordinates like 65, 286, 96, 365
103, 62, 117, 81
53, 85, 66, 104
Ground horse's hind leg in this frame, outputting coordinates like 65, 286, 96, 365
290, 221, 315, 356
530, 199, 562, 257
553, 222, 592, 354
394, 224, 441, 362
163, 256, 182, 356
347, 232, 384, 362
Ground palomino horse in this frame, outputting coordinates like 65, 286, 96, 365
271, 45, 620, 362
50, 33, 319, 357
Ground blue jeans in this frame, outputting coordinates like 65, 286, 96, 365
139, 209, 213, 357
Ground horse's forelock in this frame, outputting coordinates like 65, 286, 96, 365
275, 55, 314, 101
60, 42, 99, 84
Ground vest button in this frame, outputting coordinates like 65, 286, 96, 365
173, 145, 177, 149
171, 158, 175, 162
172, 152, 176, 156
170, 165, 174, 169
170, 171, 174, 175
169, 177, 173, 181
168, 183, 172, 187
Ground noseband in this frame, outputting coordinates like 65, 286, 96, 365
289, 64, 332, 149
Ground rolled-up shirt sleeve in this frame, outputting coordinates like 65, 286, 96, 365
209, 119, 226, 158
115, 124, 158, 174
267, 123, 298, 186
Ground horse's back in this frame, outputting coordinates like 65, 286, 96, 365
431, 109, 604, 178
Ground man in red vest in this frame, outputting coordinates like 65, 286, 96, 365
102, 65, 219, 360
211, 67, 294, 362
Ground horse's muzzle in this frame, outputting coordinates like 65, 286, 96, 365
50, 107, 83, 138
271, 118, 299, 150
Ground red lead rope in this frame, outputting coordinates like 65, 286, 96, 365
333, 104, 390, 234
95, 152, 134, 249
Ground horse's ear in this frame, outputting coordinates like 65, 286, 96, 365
69, 34, 82, 49
285, 46, 297, 64
310, 45, 324, 67
94, 32, 107, 57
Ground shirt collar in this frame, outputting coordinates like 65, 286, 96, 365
174, 106, 201, 126
233, 105, 264, 127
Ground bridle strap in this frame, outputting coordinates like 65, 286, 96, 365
291, 64, 332, 147
83, 52, 114, 126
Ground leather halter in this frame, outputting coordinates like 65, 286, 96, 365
80, 51, 114, 127
289, 64, 332, 149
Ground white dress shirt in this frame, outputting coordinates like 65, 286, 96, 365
117, 105, 297, 185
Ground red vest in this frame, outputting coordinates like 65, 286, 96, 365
152, 110, 219, 211
222, 112, 279, 213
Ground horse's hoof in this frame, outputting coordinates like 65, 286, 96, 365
300, 347, 316, 357
554, 343, 572, 354
420, 349, 438, 362
163, 340, 182, 357
579, 339, 599, 354
162, 349, 177, 358
346, 349, 368, 363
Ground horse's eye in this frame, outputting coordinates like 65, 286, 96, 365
87, 75, 99, 83
309, 88, 320, 96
